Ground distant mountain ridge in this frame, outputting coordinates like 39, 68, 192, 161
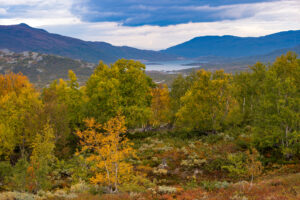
162, 30, 300, 58
0, 23, 178, 63
1, 23, 300, 70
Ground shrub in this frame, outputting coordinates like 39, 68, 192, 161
70, 181, 91, 194
201, 181, 230, 191
158, 186, 177, 194
222, 149, 263, 181
0, 161, 12, 190
0, 191, 36, 200
9, 157, 30, 191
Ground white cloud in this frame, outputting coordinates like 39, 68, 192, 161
0, 0, 81, 26
0, 17, 80, 26
0, 8, 6, 15
0, 0, 300, 50
0, 0, 73, 6
0, 0, 39, 6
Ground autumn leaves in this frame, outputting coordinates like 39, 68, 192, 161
76, 116, 134, 193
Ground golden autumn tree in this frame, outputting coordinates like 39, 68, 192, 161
0, 72, 42, 159
76, 115, 135, 193
150, 84, 171, 126
0, 72, 32, 96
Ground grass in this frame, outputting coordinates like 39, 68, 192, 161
67, 172, 300, 200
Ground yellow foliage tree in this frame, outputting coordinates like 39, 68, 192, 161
76, 115, 135, 193
0, 72, 32, 96
150, 84, 171, 126
0, 72, 42, 159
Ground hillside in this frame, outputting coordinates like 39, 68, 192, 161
173, 47, 300, 73
0, 49, 179, 87
0, 23, 179, 63
162, 30, 300, 58
0, 49, 95, 86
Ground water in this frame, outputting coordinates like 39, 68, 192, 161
143, 60, 201, 71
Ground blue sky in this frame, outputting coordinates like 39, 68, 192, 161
0, 0, 299, 49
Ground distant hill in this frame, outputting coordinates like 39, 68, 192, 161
256, 44, 300, 62
0, 50, 178, 87
0, 23, 179, 63
174, 47, 300, 74
162, 30, 300, 58
0, 50, 96, 86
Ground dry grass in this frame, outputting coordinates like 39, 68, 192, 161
69, 172, 300, 200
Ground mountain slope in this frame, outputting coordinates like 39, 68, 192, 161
0, 23, 178, 63
162, 30, 300, 58
0, 50, 178, 87
0, 50, 95, 86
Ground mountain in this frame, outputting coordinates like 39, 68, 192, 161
0, 23, 179, 63
162, 30, 300, 58
1, 23, 300, 75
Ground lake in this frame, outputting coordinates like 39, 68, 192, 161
143, 60, 201, 71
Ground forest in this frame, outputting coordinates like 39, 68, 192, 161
0, 52, 299, 200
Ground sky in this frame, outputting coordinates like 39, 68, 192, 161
0, 0, 299, 50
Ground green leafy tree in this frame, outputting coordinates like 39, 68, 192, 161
233, 62, 267, 126
42, 70, 84, 157
85, 59, 153, 128
252, 52, 300, 159
170, 72, 197, 122
27, 123, 56, 192
176, 70, 234, 132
